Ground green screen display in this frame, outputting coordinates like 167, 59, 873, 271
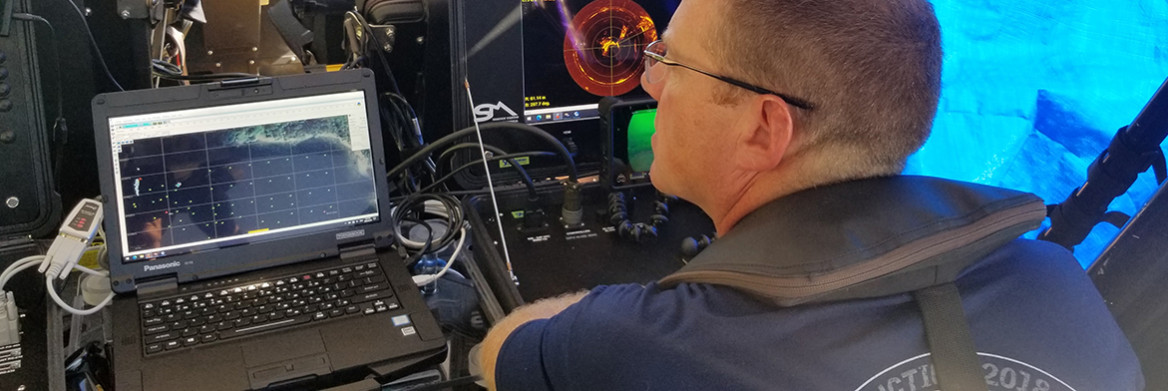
627, 108, 657, 173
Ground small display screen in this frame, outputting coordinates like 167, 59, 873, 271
521, 0, 679, 125
626, 108, 657, 173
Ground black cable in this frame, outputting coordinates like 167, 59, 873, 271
389, 180, 565, 203
392, 193, 465, 255
387, 122, 578, 183
348, 11, 403, 95
437, 143, 538, 199
385, 93, 425, 147
62, 0, 125, 91
396, 216, 433, 265
150, 59, 257, 81
418, 152, 556, 195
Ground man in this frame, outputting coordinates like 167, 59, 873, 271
478, 0, 1144, 389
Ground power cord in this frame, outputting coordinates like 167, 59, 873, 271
436, 143, 540, 200
5, 199, 115, 320
60, 0, 125, 91
150, 59, 256, 81
391, 194, 464, 253
419, 151, 556, 195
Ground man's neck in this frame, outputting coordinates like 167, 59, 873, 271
706, 169, 810, 236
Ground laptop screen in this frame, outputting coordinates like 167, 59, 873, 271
107, 91, 379, 263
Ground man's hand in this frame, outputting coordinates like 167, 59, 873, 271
478, 290, 590, 390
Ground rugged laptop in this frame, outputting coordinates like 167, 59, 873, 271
91, 70, 445, 390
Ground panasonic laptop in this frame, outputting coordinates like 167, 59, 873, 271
91, 70, 445, 391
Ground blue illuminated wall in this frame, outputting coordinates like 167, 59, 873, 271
905, 1, 1168, 268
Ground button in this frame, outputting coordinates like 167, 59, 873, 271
0, 83, 11, 97
145, 344, 163, 354
145, 324, 170, 335
0, 51, 6, 64
147, 332, 179, 344
0, 100, 11, 112
164, 340, 182, 350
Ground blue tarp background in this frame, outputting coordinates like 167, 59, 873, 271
907, 1, 1168, 268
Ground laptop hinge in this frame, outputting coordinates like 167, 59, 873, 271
339, 243, 377, 261
136, 274, 179, 298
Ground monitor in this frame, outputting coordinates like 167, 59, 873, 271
521, 0, 679, 126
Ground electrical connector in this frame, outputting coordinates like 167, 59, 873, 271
561, 181, 584, 228
0, 291, 19, 347
38, 199, 103, 280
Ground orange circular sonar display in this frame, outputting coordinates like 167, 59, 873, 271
563, 0, 659, 97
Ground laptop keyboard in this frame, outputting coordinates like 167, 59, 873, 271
138, 261, 400, 356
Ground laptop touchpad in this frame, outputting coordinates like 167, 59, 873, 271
241, 329, 328, 366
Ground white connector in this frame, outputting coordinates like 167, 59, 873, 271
0, 292, 19, 347
38, 199, 103, 280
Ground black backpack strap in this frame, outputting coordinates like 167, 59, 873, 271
914, 283, 988, 391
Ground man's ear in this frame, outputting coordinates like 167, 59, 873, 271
734, 95, 795, 171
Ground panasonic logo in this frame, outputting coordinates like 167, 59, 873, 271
337, 229, 365, 241
144, 261, 182, 272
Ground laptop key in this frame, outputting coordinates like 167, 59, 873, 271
360, 283, 387, 293
145, 344, 163, 354
164, 340, 182, 351
144, 317, 164, 326
219, 315, 312, 340
201, 334, 217, 343
147, 332, 179, 344
182, 337, 199, 347
353, 289, 393, 304
144, 324, 169, 335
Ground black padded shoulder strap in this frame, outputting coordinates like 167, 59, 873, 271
915, 283, 988, 391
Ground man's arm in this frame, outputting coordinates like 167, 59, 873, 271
478, 290, 590, 390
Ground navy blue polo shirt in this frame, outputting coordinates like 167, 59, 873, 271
495, 239, 1143, 390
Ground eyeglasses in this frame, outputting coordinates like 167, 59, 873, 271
642, 40, 815, 110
